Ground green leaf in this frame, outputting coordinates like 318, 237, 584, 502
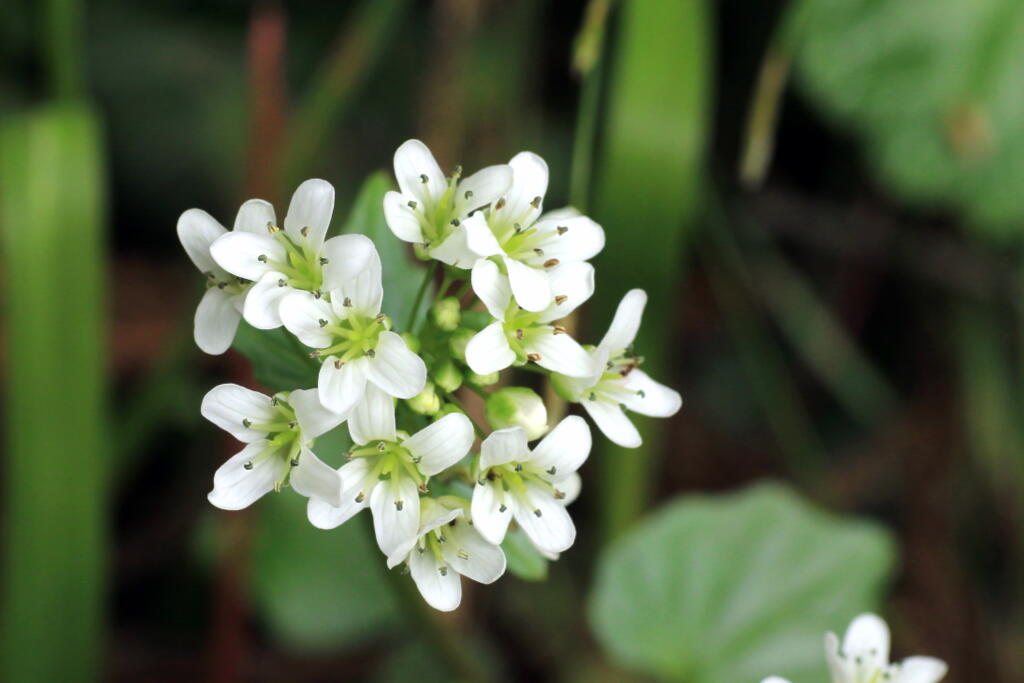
340, 171, 429, 330
501, 528, 549, 582
249, 424, 400, 650
232, 322, 320, 392
787, 0, 1024, 239
0, 104, 107, 681
588, 483, 895, 683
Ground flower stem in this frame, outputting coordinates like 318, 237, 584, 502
362, 515, 489, 681
405, 261, 438, 333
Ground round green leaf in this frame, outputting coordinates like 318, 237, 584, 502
587, 483, 895, 682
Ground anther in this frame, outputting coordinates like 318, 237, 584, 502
513, 223, 522, 234
408, 200, 418, 209
553, 326, 567, 335
419, 173, 428, 183
514, 463, 523, 472
457, 549, 469, 560
243, 461, 254, 470
547, 466, 557, 475
271, 397, 279, 406
257, 254, 268, 263
438, 566, 448, 576
554, 295, 568, 305
438, 534, 447, 543
343, 297, 352, 307
557, 225, 568, 235
533, 508, 543, 517
498, 504, 507, 513
355, 492, 365, 503
543, 258, 559, 268
452, 164, 463, 177
319, 257, 328, 265
242, 418, 252, 428
515, 329, 524, 340
395, 500, 404, 511
205, 271, 216, 279
290, 458, 300, 466
377, 442, 387, 452
310, 350, 321, 359
637, 390, 646, 398
375, 314, 386, 323
367, 349, 376, 358
318, 318, 328, 327
314, 289, 322, 299
217, 281, 228, 289
533, 248, 544, 256
334, 359, 345, 369
589, 392, 597, 401
300, 226, 310, 237
277, 278, 287, 287
495, 198, 506, 210
554, 489, 566, 500
464, 190, 473, 200
527, 353, 541, 362
451, 218, 460, 227
530, 196, 542, 208
288, 421, 297, 429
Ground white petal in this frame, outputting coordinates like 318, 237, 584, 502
242, 271, 291, 329
453, 164, 513, 216
370, 476, 420, 556
383, 190, 425, 243
366, 331, 427, 399
318, 355, 369, 415
622, 369, 682, 417
403, 413, 474, 476
279, 290, 335, 348
528, 415, 591, 476
331, 249, 383, 317
201, 383, 274, 442
209, 231, 284, 282
894, 657, 948, 683
194, 287, 241, 355
289, 388, 346, 440
462, 212, 503, 258
233, 198, 276, 234
408, 542, 462, 612
512, 487, 575, 554
843, 613, 890, 664
537, 262, 595, 322
582, 398, 642, 448
429, 226, 477, 268
555, 472, 582, 505
307, 459, 372, 529
524, 330, 596, 377
531, 214, 605, 262
321, 234, 378, 292
208, 442, 283, 510
760, 678, 793, 683
290, 446, 341, 505
284, 178, 334, 249
471, 259, 511, 319
470, 480, 512, 545
443, 521, 506, 584
465, 322, 515, 375
480, 427, 529, 469
393, 139, 446, 203
600, 289, 647, 353
349, 382, 397, 445
499, 151, 548, 225
504, 257, 551, 313
824, 632, 850, 683
178, 208, 227, 275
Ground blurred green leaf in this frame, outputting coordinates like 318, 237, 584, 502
232, 322, 320, 392
787, 0, 1024, 239
588, 483, 895, 683
502, 528, 549, 582
0, 104, 107, 681
340, 171, 429, 329
249, 424, 399, 650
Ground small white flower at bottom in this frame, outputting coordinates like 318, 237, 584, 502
386, 497, 506, 612
202, 384, 345, 510
552, 289, 681, 448
471, 416, 590, 555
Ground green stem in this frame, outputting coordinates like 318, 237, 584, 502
405, 262, 437, 332
361, 515, 488, 682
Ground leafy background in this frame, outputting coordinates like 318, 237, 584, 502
1, 0, 1021, 681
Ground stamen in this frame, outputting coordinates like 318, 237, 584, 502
217, 282, 227, 289
367, 349, 376, 358
530, 196, 542, 208
277, 278, 287, 287
554, 295, 568, 305
495, 198, 506, 210
242, 418, 252, 428
514, 463, 523, 472
637, 390, 646, 398
355, 492, 365, 503
527, 353, 541, 362
464, 190, 473, 200
498, 504, 507, 513
300, 226, 310, 237
334, 359, 345, 369
554, 489, 566, 500
408, 200, 418, 209
547, 466, 557, 475
290, 458, 299, 466
438, 566, 448, 576
243, 462, 254, 470
515, 329, 524, 340
533, 508, 543, 517
457, 549, 469, 560
377, 442, 387, 452
343, 297, 352, 307
318, 318, 328, 327
395, 500, 404, 511
513, 223, 522, 234
543, 258, 559, 268
257, 254, 268, 263
419, 173, 428, 183
589, 392, 597, 401
310, 350, 322, 359
319, 257, 328, 265
451, 218, 460, 227
533, 248, 544, 256
557, 225, 568, 235
553, 326, 567, 335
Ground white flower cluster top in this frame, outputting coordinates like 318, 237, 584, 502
177, 140, 682, 610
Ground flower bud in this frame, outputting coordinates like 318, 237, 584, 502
449, 328, 475, 361
434, 359, 463, 393
430, 297, 461, 332
466, 370, 500, 387
435, 403, 466, 419
407, 382, 441, 415
485, 387, 549, 440
401, 332, 421, 354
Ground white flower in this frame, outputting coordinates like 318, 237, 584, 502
462, 152, 605, 311
471, 416, 590, 555
209, 179, 376, 329
201, 383, 345, 510
825, 614, 947, 683
177, 201, 272, 354
552, 289, 681, 448
279, 245, 427, 415
386, 497, 506, 612
383, 139, 512, 268
464, 258, 597, 378
307, 384, 475, 557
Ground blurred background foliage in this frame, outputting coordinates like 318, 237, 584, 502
1, 0, 1021, 681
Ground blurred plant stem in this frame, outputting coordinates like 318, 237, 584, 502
282, 0, 409, 187
44, 0, 84, 99
362, 515, 490, 682
739, 45, 790, 188
592, 0, 710, 540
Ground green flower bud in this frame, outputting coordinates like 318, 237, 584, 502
485, 387, 549, 440
434, 359, 463, 393
401, 332, 421, 354
413, 243, 431, 261
449, 328, 475, 361
407, 382, 441, 415
466, 370, 500, 387
436, 403, 466, 419
430, 296, 461, 332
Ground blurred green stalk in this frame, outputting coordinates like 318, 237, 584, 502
0, 105, 107, 682
592, 0, 710, 539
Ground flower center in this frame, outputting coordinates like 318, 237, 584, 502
240, 395, 304, 490
482, 462, 565, 515
410, 171, 462, 247
348, 439, 426, 492
261, 224, 326, 294
204, 272, 249, 296
312, 311, 389, 363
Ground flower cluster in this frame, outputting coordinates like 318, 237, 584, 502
178, 140, 682, 610
762, 613, 948, 683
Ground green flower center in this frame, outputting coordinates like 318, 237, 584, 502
314, 311, 389, 363
262, 225, 325, 294
242, 395, 304, 490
